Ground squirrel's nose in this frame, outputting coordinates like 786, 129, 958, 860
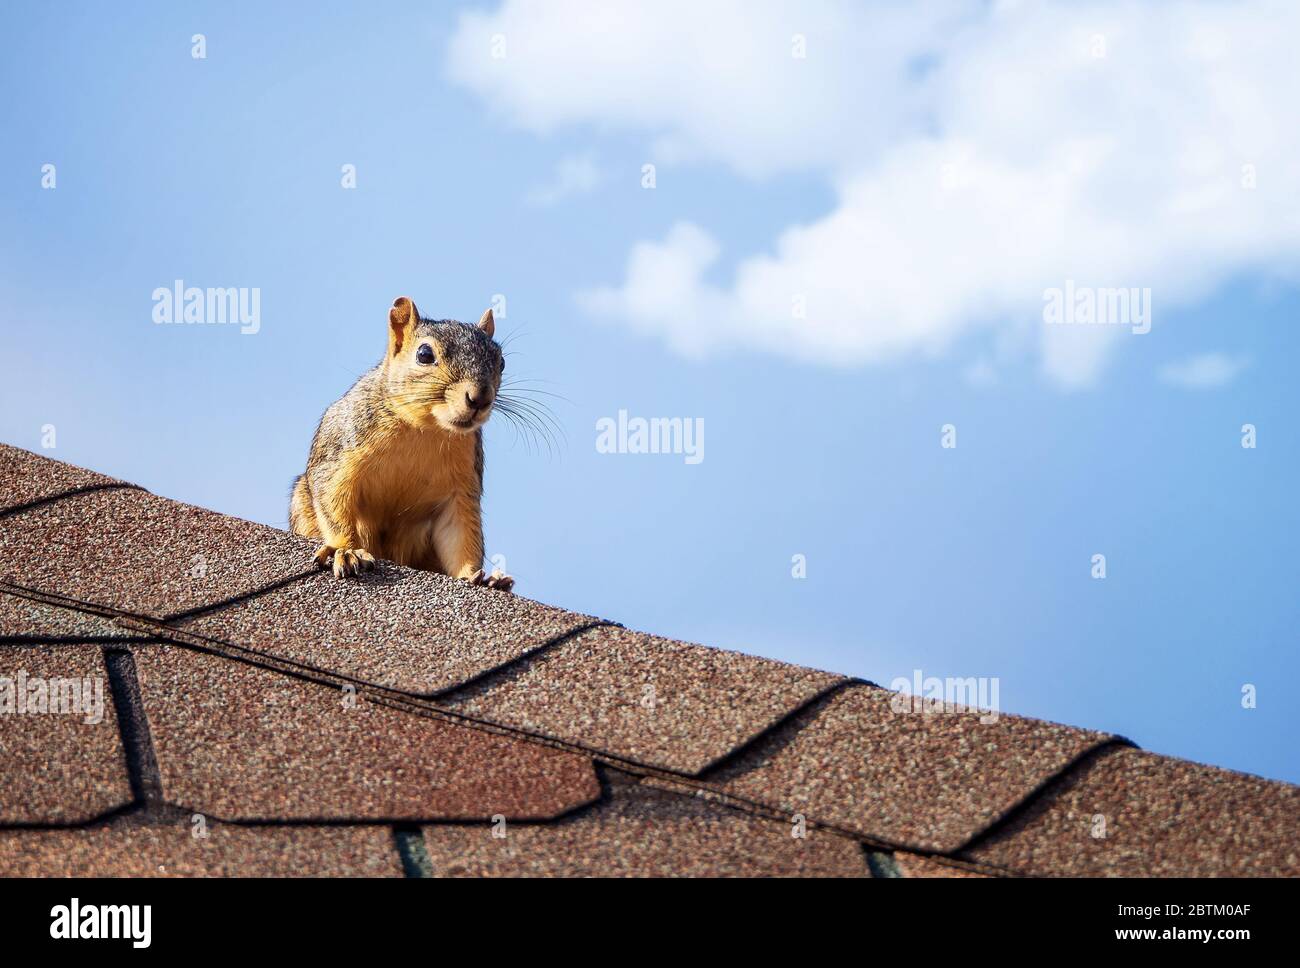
465, 387, 492, 412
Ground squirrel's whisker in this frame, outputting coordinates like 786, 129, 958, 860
499, 405, 565, 448
493, 402, 560, 458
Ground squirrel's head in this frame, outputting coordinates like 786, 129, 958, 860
384, 296, 505, 435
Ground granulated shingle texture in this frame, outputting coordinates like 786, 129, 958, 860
0, 486, 318, 620
4, 446, 1298, 878
893, 852, 994, 878
0, 592, 136, 640
439, 625, 844, 774
702, 684, 1115, 853
961, 745, 1300, 877
0, 822, 403, 877
134, 645, 601, 822
0, 645, 133, 824
0, 444, 129, 514
420, 770, 868, 877
172, 563, 602, 695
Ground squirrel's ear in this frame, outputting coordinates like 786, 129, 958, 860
389, 297, 419, 355
477, 307, 495, 339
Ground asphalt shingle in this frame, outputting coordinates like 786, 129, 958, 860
0, 486, 317, 620
172, 561, 602, 695
419, 770, 869, 877
0, 591, 137, 641
438, 624, 844, 773
0, 444, 130, 514
0, 822, 404, 877
892, 852, 993, 878
134, 645, 602, 822
0, 644, 134, 824
961, 745, 1300, 877
701, 683, 1115, 852
4, 445, 1297, 879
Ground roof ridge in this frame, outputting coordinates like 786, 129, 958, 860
6, 444, 1298, 875
0, 481, 147, 522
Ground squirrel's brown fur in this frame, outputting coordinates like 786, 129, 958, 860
290, 296, 512, 590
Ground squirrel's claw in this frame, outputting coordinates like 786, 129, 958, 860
486, 570, 515, 593
465, 568, 515, 593
316, 545, 376, 579
333, 548, 376, 578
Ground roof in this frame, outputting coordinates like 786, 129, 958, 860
1, 443, 1295, 877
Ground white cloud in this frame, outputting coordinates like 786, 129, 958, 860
449, 0, 1300, 387
1158, 352, 1249, 389
527, 153, 604, 206
447, 0, 959, 178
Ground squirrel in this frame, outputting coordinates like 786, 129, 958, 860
289, 296, 513, 591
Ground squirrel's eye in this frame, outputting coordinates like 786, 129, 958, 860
415, 344, 435, 366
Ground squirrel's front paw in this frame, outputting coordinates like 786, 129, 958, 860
314, 545, 376, 579
466, 568, 515, 593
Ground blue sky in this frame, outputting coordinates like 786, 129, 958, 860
2, 1, 1297, 784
